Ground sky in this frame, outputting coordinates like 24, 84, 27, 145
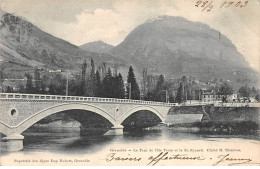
1, 0, 259, 72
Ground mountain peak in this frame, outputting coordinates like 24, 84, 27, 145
0, 10, 125, 77
110, 15, 255, 81
145, 15, 188, 23
79, 41, 114, 53
145, 15, 167, 23
142, 15, 213, 35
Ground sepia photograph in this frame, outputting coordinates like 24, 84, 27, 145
0, 0, 259, 166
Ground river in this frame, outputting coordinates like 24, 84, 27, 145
12, 126, 260, 154
1, 126, 260, 166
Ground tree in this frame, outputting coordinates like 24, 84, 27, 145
48, 83, 56, 95
176, 82, 184, 103
115, 73, 125, 99
181, 76, 188, 84
89, 58, 96, 96
5, 86, 14, 93
99, 62, 107, 79
39, 75, 48, 94
81, 60, 87, 96
252, 87, 257, 94
194, 89, 202, 100
142, 68, 148, 97
56, 74, 66, 95
181, 76, 190, 102
0, 65, 4, 92
126, 66, 140, 100
218, 82, 233, 95
48, 74, 66, 95
154, 75, 165, 102
238, 85, 251, 97
25, 73, 34, 93
102, 68, 113, 98
163, 79, 176, 103
155, 75, 164, 92
255, 93, 260, 102
145, 91, 156, 101
34, 68, 41, 93
94, 70, 102, 97
68, 75, 81, 96
18, 83, 25, 93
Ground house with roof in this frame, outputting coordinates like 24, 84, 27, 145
202, 90, 238, 103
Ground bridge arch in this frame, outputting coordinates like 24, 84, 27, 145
3, 103, 117, 135
117, 106, 165, 125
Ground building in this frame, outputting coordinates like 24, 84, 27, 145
226, 94, 238, 102
202, 90, 238, 103
202, 91, 219, 103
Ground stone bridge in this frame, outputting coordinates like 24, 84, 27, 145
0, 93, 178, 151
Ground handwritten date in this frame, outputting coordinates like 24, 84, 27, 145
195, 1, 249, 12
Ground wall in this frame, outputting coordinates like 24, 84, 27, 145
166, 105, 260, 124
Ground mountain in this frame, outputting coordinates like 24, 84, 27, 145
0, 10, 126, 78
110, 16, 258, 82
79, 41, 114, 53
0, 11, 258, 86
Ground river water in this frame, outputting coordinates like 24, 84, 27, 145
1, 126, 260, 166
17, 126, 259, 155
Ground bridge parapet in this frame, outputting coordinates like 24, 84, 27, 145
0, 93, 178, 106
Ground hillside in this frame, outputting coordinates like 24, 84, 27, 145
0, 10, 126, 79
110, 16, 258, 83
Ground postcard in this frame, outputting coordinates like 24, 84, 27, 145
0, 0, 259, 166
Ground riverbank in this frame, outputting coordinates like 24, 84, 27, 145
168, 121, 259, 135
165, 105, 259, 135
166, 105, 259, 124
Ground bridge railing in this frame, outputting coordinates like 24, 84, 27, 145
0, 93, 179, 106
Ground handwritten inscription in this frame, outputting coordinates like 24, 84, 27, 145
147, 152, 205, 166
106, 153, 142, 162
212, 154, 253, 166
105, 152, 259, 166
195, 1, 249, 12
